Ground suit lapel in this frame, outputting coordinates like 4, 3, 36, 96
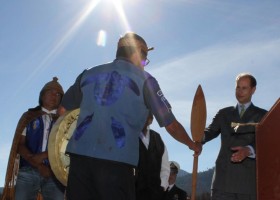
241, 103, 255, 122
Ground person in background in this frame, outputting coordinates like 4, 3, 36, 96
164, 161, 188, 200
12, 77, 65, 200
136, 113, 170, 200
59, 32, 202, 200
202, 73, 267, 200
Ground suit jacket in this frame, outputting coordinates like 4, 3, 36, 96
164, 185, 187, 200
203, 103, 267, 195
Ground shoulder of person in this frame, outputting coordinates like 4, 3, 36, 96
217, 106, 236, 114
27, 105, 41, 112
150, 129, 160, 136
149, 129, 164, 144
174, 185, 187, 195
250, 103, 268, 114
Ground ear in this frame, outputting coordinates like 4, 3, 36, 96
130, 51, 144, 69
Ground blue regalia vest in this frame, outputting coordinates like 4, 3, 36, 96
66, 59, 151, 166
20, 116, 52, 167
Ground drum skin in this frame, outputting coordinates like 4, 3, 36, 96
48, 109, 79, 186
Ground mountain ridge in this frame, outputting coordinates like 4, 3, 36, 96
176, 167, 214, 196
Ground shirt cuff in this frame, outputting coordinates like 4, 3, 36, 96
247, 145, 256, 158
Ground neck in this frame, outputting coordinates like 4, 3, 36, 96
142, 128, 147, 136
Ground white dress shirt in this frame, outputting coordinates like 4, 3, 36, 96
237, 102, 256, 158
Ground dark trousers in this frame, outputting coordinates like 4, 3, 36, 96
136, 186, 164, 200
66, 154, 136, 200
211, 189, 256, 200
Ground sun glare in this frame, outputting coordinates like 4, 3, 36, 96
101, 0, 130, 31
29, 0, 129, 78
33, 0, 101, 69
113, 0, 131, 31
97, 30, 107, 47
95, 0, 130, 47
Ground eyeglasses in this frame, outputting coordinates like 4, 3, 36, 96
140, 50, 150, 66
141, 58, 150, 66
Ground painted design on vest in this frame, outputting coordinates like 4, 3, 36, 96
74, 113, 94, 140
81, 71, 140, 106
111, 117, 125, 148
32, 119, 40, 130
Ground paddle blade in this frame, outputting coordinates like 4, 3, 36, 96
190, 85, 207, 142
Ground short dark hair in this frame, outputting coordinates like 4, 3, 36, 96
118, 32, 148, 49
116, 46, 137, 59
236, 73, 257, 88
116, 32, 151, 59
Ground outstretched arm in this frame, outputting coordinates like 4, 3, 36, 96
165, 119, 202, 156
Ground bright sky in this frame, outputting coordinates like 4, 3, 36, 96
1, 0, 280, 187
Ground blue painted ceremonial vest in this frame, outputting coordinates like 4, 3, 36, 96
66, 59, 150, 166
20, 116, 51, 167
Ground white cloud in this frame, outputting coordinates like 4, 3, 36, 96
150, 36, 280, 107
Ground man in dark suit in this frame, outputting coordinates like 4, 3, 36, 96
164, 161, 188, 200
202, 73, 267, 200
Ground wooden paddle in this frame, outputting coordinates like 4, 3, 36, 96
190, 85, 207, 200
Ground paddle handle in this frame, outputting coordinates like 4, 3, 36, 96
191, 156, 199, 200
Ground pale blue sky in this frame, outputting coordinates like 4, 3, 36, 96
1, 0, 280, 186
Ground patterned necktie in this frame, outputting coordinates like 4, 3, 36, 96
240, 104, 245, 117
